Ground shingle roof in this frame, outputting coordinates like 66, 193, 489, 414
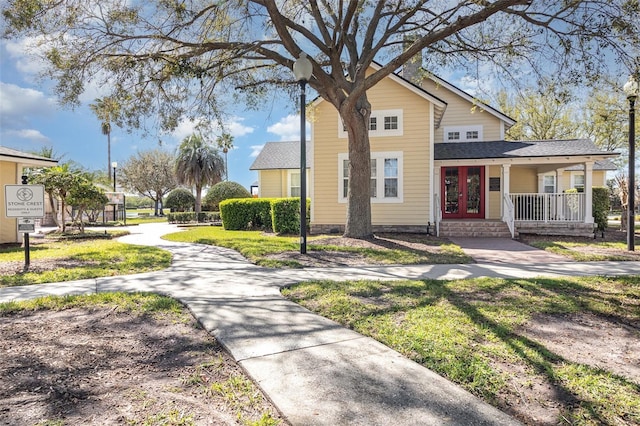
565, 159, 618, 171
434, 139, 617, 160
0, 146, 58, 164
250, 141, 311, 170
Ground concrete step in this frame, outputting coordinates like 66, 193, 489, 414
439, 221, 515, 238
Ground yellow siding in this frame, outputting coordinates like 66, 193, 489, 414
0, 161, 18, 244
487, 165, 501, 219
312, 74, 432, 227
510, 167, 537, 193
258, 170, 285, 198
421, 79, 503, 142
592, 171, 607, 187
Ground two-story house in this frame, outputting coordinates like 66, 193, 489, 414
251, 64, 617, 238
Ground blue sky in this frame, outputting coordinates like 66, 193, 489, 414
0, 37, 312, 191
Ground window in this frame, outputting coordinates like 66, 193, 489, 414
443, 125, 483, 142
384, 115, 398, 130
338, 109, 403, 138
466, 130, 479, 140
573, 174, 585, 192
447, 131, 460, 141
289, 171, 301, 197
543, 175, 556, 194
338, 152, 403, 203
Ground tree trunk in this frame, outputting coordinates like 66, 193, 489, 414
341, 96, 373, 239
195, 184, 202, 215
107, 131, 111, 184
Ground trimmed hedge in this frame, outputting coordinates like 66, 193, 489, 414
592, 186, 610, 232
167, 211, 221, 224
219, 198, 273, 230
203, 181, 251, 211
271, 198, 310, 234
566, 187, 610, 233
164, 188, 195, 212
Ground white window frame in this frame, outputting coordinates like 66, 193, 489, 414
571, 173, 585, 191
287, 170, 301, 197
443, 125, 483, 142
541, 174, 556, 194
338, 109, 403, 138
338, 152, 403, 203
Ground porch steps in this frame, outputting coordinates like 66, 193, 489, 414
439, 220, 516, 238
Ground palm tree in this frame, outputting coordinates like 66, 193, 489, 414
174, 134, 225, 213
216, 133, 234, 181
89, 97, 120, 182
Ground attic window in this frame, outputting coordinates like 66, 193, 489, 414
443, 125, 483, 142
338, 109, 403, 138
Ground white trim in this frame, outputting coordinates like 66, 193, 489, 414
338, 109, 404, 138
338, 151, 404, 203
443, 125, 483, 142
287, 169, 301, 197
429, 104, 435, 223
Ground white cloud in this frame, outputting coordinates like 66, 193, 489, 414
5, 128, 50, 143
170, 116, 255, 142
3, 37, 49, 77
267, 114, 307, 141
0, 82, 56, 125
250, 145, 264, 158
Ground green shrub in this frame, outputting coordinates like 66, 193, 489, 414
164, 188, 195, 212
271, 198, 310, 234
167, 211, 220, 224
219, 198, 273, 230
203, 181, 251, 211
592, 186, 610, 232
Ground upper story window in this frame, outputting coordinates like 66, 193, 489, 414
339, 109, 403, 138
443, 125, 483, 142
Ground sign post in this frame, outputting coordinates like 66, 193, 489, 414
4, 178, 45, 271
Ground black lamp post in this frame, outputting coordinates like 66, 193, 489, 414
623, 75, 638, 251
112, 161, 118, 222
293, 53, 313, 254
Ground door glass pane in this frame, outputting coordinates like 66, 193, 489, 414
466, 167, 481, 214
444, 168, 459, 214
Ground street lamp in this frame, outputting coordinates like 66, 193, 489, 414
623, 74, 638, 251
112, 161, 118, 222
293, 52, 313, 254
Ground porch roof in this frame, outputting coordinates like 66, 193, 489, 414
250, 141, 311, 170
434, 139, 617, 161
0, 146, 58, 167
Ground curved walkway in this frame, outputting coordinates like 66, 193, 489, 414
2, 223, 638, 425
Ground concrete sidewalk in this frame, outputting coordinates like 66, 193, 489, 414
2, 223, 638, 425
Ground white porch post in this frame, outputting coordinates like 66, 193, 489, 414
584, 162, 594, 223
501, 164, 511, 220
433, 166, 441, 224
556, 169, 564, 220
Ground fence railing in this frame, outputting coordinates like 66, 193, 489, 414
503, 194, 515, 238
510, 193, 585, 222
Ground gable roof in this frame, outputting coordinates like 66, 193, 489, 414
424, 73, 517, 129
0, 146, 58, 167
311, 63, 449, 128
434, 139, 618, 161
250, 141, 311, 170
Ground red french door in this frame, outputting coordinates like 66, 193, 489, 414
441, 166, 485, 219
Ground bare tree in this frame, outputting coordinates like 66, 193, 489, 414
3, 0, 638, 237
119, 149, 178, 216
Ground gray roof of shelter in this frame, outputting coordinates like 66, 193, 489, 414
250, 141, 311, 170
434, 139, 618, 161
564, 159, 618, 171
0, 146, 58, 164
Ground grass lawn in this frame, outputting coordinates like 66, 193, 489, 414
283, 275, 640, 425
162, 226, 470, 267
526, 239, 635, 261
0, 234, 172, 287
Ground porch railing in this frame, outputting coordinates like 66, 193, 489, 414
503, 194, 515, 238
510, 193, 585, 222
434, 193, 441, 237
